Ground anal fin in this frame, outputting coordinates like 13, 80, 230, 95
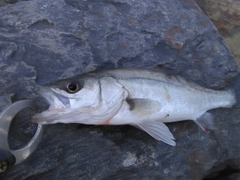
133, 121, 176, 146
194, 112, 215, 131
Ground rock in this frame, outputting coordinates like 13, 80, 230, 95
203, 157, 240, 180
224, 174, 240, 180
0, 0, 239, 179
225, 174, 240, 180
195, 0, 240, 65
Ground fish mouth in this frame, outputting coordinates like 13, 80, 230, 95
39, 87, 70, 109
32, 87, 70, 124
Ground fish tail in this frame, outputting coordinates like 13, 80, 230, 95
230, 74, 240, 108
195, 112, 215, 131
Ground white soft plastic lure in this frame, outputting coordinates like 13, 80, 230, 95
32, 68, 237, 146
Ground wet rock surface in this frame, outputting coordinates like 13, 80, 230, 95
0, 0, 239, 179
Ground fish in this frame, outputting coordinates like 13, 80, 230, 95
32, 68, 239, 146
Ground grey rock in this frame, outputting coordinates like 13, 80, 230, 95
0, 0, 239, 179
195, 0, 240, 65
0, 94, 12, 110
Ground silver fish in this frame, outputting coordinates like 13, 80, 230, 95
32, 68, 237, 146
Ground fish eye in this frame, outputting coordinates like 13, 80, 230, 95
66, 82, 81, 93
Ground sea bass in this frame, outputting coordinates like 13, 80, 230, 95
32, 68, 237, 146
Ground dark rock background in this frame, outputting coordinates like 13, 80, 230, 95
0, 0, 239, 179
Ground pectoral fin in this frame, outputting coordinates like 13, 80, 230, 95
194, 112, 215, 131
126, 99, 161, 116
133, 121, 176, 146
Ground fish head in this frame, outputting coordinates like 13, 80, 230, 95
32, 75, 102, 124
42, 76, 101, 109
32, 74, 128, 124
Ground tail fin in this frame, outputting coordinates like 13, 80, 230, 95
230, 74, 240, 108
195, 112, 216, 131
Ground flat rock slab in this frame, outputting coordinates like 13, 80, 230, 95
0, 0, 239, 179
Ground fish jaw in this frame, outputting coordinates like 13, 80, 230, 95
32, 87, 73, 124
40, 87, 71, 109
32, 86, 99, 124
